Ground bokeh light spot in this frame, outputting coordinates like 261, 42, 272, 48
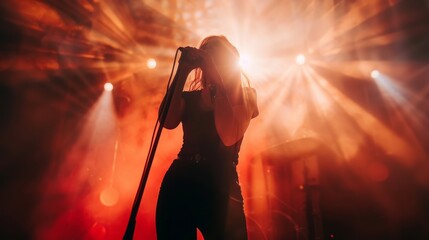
147, 58, 157, 69
296, 54, 306, 65
100, 187, 119, 207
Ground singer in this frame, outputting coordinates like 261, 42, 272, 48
156, 35, 259, 240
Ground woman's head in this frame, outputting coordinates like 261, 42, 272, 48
191, 35, 241, 90
199, 35, 240, 65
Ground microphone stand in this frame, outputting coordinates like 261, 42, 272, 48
123, 65, 181, 240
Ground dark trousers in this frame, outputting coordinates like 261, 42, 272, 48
156, 156, 248, 240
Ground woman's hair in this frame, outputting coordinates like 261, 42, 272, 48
189, 35, 241, 90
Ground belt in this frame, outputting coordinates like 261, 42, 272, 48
179, 153, 207, 164
178, 153, 238, 166
189, 153, 205, 163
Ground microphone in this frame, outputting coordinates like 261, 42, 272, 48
178, 46, 201, 65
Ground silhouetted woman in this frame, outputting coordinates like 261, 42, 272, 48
156, 35, 259, 240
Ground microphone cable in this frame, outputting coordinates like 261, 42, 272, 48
141, 47, 181, 180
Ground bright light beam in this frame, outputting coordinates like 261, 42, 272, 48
372, 72, 429, 149
308, 67, 418, 166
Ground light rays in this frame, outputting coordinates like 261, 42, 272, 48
305, 66, 418, 165
219, 1, 429, 237
1, 0, 429, 239
35, 89, 119, 239
372, 71, 429, 156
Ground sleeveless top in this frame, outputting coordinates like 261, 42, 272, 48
178, 90, 242, 164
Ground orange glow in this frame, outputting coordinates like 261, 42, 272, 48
306, 67, 420, 166
2, 0, 428, 240
89, 222, 107, 239
368, 162, 390, 182
100, 187, 119, 207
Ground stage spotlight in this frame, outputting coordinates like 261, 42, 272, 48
371, 69, 380, 79
104, 82, 113, 91
147, 58, 157, 69
295, 54, 306, 65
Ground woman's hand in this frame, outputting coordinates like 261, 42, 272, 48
178, 47, 210, 71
